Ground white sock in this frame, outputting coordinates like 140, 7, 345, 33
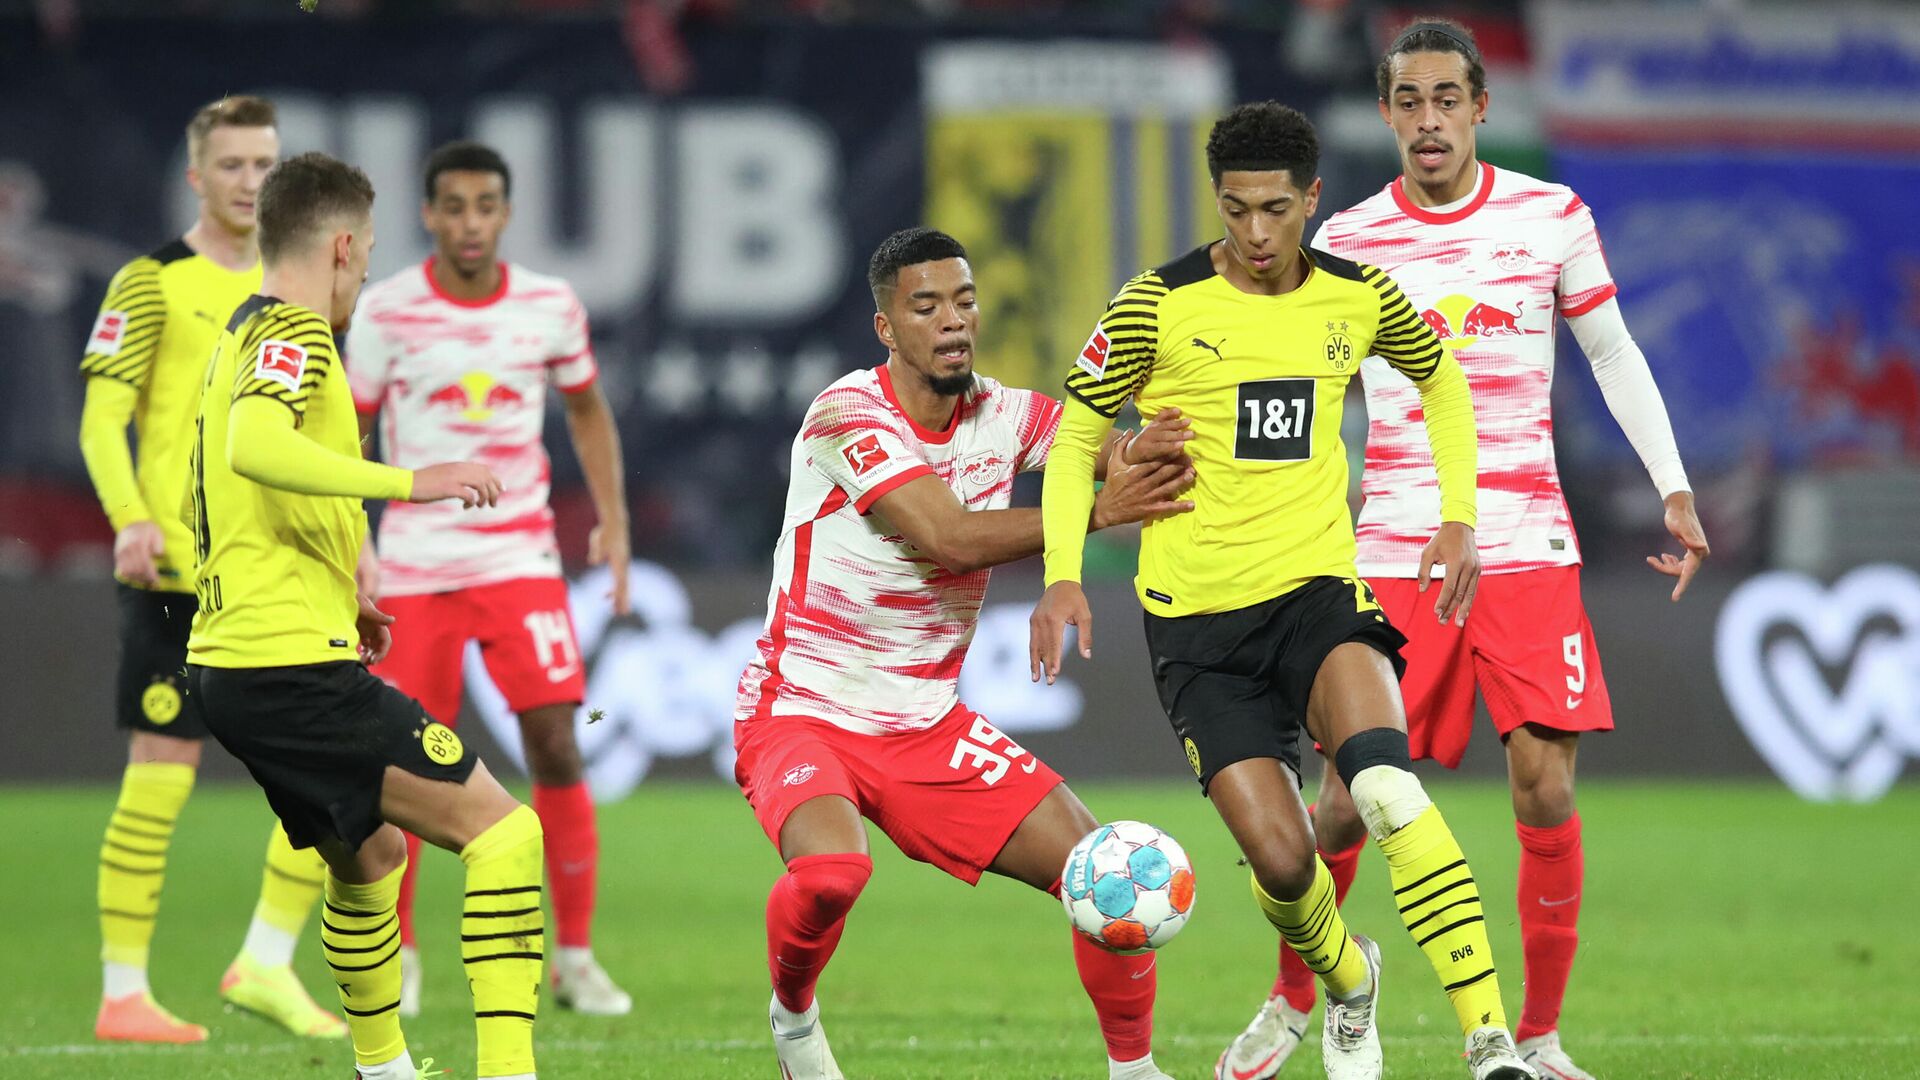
1109, 1052, 1161, 1080
356, 1050, 415, 1079
240, 914, 298, 968
103, 961, 148, 999
770, 997, 818, 1037
555, 945, 594, 972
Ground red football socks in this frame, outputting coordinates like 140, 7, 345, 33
1071, 932, 1156, 1062
1515, 813, 1583, 1042
765, 853, 872, 1013
1272, 828, 1363, 1013
532, 782, 600, 949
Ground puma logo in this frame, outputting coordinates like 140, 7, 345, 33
1192, 336, 1226, 361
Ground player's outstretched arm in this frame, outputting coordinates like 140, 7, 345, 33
227, 395, 417, 501
1026, 427, 1196, 684
1564, 299, 1708, 600
1032, 396, 1116, 683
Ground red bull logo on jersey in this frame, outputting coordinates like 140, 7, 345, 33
425, 370, 523, 420
1417, 294, 1532, 354
954, 451, 1011, 498
1492, 241, 1533, 272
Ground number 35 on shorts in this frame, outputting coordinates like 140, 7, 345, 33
948, 715, 1038, 786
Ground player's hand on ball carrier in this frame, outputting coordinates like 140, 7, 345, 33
410, 462, 502, 509
1122, 407, 1195, 471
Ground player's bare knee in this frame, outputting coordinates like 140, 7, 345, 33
1312, 798, 1369, 854
1511, 770, 1576, 828
1249, 842, 1318, 902
359, 824, 407, 877
519, 705, 583, 784
1336, 728, 1433, 842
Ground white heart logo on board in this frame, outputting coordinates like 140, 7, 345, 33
1714, 564, 1920, 802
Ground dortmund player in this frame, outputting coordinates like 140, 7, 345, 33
1031, 103, 1536, 1080
77, 95, 346, 1043
1225, 23, 1711, 1080
186, 152, 544, 1080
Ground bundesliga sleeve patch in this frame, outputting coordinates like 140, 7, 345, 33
254, 340, 309, 391
841, 433, 891, 477
88, 311, 128, 355
1075, 325, 1111, 380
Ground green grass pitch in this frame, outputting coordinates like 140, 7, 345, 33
3, 779, 1915, 1078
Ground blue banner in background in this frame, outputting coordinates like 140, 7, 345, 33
1552, 149, 1920, 472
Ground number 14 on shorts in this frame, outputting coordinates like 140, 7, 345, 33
948, 715, 1037, 786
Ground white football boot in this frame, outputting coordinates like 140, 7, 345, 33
1517, 1031, 1596, 1080
397, 945, 422, 1019
769, 994, 844, 1080
551, 949, 633, 1016
1214, 993, 1310, 1080
1320, 934, 1383, 1080
1466, 1026, 1539, 1080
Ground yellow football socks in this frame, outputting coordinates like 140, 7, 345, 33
1379, 804, 1508, 1034
460, 805, 545, 1078
322, 864, 407, 1067
99, 762, 194, 973
1252, 857, 1372, 1001
255, 822, 328, 941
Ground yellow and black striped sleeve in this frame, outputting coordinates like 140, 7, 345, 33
1366, 264, 1479, 527
1363, 264, 1443, 381
79, 257, 166, 387
1063, 270, 1166, 419
231, 307, 337, 419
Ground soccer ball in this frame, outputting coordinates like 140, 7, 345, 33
1060, 820, 1195, 953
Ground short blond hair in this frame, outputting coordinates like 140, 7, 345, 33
186, 95, 277, 166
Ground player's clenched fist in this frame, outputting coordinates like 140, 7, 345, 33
410, 462, 502, 508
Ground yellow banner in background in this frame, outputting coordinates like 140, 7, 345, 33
923, 43, 1227, 396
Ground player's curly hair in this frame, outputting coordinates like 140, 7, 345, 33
867, 227, 968, 310
1377, 17, 1486, 101
424, 140, 511, 202
1204, 102, 1319, 186
258, 152, 374, 264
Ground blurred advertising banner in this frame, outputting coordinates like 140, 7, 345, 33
1529, 2, 1920, 476
1715, 564, 1920, 803
1, 17, 1314, 568
16, 567, 1895, 799
922, 42, 1228, 395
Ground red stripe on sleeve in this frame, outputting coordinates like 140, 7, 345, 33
1560, 283, 1618, 318
854, 464, 935, 514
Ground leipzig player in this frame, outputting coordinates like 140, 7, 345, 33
735, 227, 1196, 1080
1214, 21, 1709, 1080
347, 140, 633, 1017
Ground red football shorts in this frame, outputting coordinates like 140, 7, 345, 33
733, 703, 1064, 884
372, 576, 587, 726
1369, 565, 1613, 769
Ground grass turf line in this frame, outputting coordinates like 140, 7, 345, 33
2, 779, 1914, 1078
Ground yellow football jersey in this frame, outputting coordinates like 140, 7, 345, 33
187, 296, 369, 668
1045, 244, 1477, 617
79, 240, 263, 592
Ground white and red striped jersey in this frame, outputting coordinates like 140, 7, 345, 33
345, 258, 597, 596
735, 365, 1061, 736
1314, 162, 1617, 576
